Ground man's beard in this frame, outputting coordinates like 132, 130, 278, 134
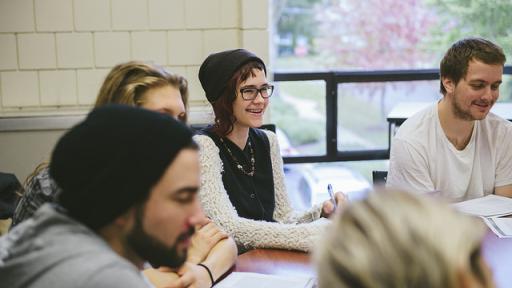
451, 93, 494, 121
126, 205, 194, 268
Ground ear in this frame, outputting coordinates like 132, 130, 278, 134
442, 77, 456, 95
456, 267, 473, 288
114, 207, 136, 228
456, 266, 488, 288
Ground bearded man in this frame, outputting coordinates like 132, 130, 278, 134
387, 37, 512, 201
0, 105, 203, 287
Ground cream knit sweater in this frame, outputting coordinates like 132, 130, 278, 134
193, 130, 328, 252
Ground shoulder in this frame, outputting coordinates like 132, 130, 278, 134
256, 128, 278, 144
193, 134, 218, 150
395, 104, 436, 140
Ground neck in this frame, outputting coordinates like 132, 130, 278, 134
226, 124, 250, 149
98, 225, 145, 270
438, 99, 474, 150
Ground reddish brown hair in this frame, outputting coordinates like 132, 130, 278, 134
211, 61, 266, 137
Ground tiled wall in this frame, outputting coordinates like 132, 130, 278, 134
0, 0, 270, 120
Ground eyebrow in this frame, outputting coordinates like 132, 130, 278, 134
240, 84, 270, 89
468, 79, 502, 84
173, 187, 199, 195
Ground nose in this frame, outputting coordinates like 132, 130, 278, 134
252, 91, 266, 104
482, 86, 496, 102
187, 196, 204, 226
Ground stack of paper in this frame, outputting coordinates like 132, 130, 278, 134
452, 195, 512, 238
215, 272, 316, 288
452, 195, 512, 217
483, 217, 512, 238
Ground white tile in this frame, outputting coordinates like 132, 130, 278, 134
168, 30, 202, 65
18, 34, 56, 69
35, 0, 73, 32
1, 71, 39, 107
56, 33, 94, 68
149, 0, 185, 30
242, 30, 269, 64
220, 0, 239, 28
0, 0, 35, 32
39, 70, 77, 106
186, 65, 205, 102
203, 29, 240, 57
77, 69, 109, 105
131, 32, 167, 64
0, 34, 18, 70
185, 0, 220, 29
74, 0, 110, 31
112, 0, 148, 31
94, 32, 130, 68
165, 66, 187, 79
241, 0, 268, 29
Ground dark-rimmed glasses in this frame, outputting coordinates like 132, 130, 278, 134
239, 85, 274, 101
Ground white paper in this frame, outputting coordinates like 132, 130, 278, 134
215, 272, 316, 288
452, 195, 512, 217
484, 217, 512, 238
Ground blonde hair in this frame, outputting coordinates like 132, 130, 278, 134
95, 61, 189, 122
316, 191, 488, 288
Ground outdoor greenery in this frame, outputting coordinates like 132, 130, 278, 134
272, 0, 512, 184
271, 92, 324, 147
272, 0, 512, 155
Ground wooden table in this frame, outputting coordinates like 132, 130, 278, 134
234, 232, 512, 287
234, 249, 314, 277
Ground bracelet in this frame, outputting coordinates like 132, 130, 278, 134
197, 263, 214, 287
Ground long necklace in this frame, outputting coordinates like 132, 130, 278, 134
219, 137, 255, 176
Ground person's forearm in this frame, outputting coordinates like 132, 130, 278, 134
199, 237, 237, 282
142, 268, 180, 288
496, 184, 512, 198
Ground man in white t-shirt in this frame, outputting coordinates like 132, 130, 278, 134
387, 37, 512, 202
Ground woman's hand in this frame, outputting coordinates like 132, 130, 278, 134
321, 191, 347, 218
186, 218, 228, 264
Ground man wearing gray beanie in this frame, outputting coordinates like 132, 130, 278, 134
0, 104, 203, 288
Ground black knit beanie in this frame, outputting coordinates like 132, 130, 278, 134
50, 104, 194, 230
198, 49, 266, 103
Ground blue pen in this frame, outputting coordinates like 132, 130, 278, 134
327, 184, 337, 209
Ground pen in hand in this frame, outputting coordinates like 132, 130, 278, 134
327, 184, 337, 210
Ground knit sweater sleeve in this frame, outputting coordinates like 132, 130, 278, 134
193, 134, 328, 252
262, 130, 323, 223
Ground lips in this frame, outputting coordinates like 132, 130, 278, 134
246, 108, 263, 115
473, 102, 489, 108
472, 100, 494, 110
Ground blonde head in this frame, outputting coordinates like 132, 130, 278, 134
317, 191, 491, 288
95, 61, 189, 122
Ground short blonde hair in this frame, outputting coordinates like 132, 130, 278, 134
316, 191, 488, 288
95, 61, 189, 122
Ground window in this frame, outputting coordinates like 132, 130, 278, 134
271, 0, 512, 207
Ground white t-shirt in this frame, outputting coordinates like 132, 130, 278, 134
387, 103, 512, 202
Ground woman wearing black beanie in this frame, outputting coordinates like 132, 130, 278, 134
195, 49, 346, 252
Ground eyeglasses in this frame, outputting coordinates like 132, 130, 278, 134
239, 85, 274, 101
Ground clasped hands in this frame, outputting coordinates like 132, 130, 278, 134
144, 215, 228, 288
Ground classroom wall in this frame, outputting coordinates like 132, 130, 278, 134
0, 0, 270, 181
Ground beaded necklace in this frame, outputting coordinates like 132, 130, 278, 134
219, 136, 255, 176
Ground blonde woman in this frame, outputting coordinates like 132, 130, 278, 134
316, 190, 494, 288
12, 61, 190, 227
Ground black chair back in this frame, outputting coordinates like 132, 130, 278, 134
372, 170, 388, 186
